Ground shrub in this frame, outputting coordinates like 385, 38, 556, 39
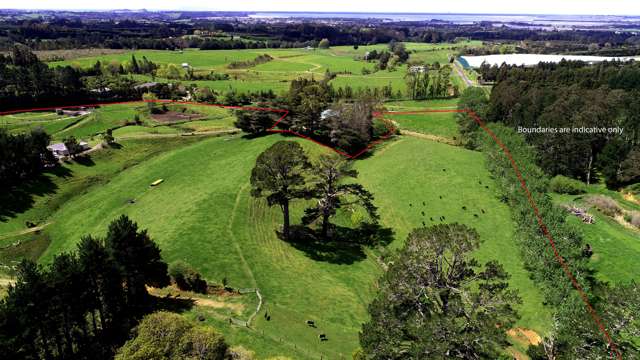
585, 195, 622, 217
372, 118, 393, 138
168, 261, 208, 293
116, 312, 228, 360
549, 175, 587, 195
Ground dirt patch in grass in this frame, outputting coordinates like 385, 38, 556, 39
151, 111, 206, 123
623, 192, 639, 205
148, 285, 245, 313
508, 327, 542, 346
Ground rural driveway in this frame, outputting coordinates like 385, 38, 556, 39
453, 61, 474, 87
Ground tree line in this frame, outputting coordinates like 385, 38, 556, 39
5, 13, 640, 52
0, 45, 142, 111
235, 77, 395, 155
457, 95, 640, 358
405, 63, 456, 100
0, 128, 54, 190
469, 61, 640, 188
0, 215, 171, 359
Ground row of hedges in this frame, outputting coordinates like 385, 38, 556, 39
474, 122, 633, 358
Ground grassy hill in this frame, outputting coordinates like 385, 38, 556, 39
1, 98, 553, 358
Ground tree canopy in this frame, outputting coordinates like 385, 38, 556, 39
360, 223, 519, 359
250, 141, 310, 239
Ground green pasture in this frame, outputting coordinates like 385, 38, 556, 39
385, 111, 460, 139
1, 102, 237, 142
552, 189, 640, 285
49, 42, 481, 96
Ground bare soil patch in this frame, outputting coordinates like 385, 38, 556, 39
507, 327, 542, 346
151, 111, 205, 123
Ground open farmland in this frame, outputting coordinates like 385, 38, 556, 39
1, 102, 239, 144
0, 97, 551, 358
50, 41, 481, 95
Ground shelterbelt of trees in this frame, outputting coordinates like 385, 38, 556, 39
455, 87, 640, 358
468, 61, 640, 189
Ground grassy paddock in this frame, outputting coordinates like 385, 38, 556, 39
49, 42, 481, 95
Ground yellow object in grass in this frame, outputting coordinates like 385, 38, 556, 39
151, 179, 164, 186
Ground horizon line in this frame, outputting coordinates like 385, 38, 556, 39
1, 9, 640, 17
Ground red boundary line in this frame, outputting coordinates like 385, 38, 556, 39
1, 100, 622, 358
382, 109, 622, 359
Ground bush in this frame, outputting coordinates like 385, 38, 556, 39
585, 195, 622, 217
372, 118, 393, 138
116, 312, 228, 360
168, 261, 208, 293
549, 175, 587, 195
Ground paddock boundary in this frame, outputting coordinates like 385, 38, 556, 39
380, 108, 621, 359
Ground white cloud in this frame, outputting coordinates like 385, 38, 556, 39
4, 0, 640, 16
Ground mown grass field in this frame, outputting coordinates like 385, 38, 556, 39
50, 41, 482, 95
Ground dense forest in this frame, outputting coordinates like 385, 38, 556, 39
473, 61, 640, 188
3, 12, 640, 53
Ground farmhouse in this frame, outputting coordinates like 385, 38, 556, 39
47, 143, 69, 158
47, 141, 90, 159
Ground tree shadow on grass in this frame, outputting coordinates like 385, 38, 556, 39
150, 294, 196, 314
73, 154, 95, 167
284, 223, 394, 265
0, 165, 73, 222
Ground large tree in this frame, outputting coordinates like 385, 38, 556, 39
303, 154, 378, 239
105, 215, 170, 309
360, 224, 520, 359
233, 110, 277, 135
250, 141, 310, 239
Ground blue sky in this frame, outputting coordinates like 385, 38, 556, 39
5, 0, 640, 16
